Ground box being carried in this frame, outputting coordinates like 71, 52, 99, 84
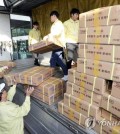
0, 61, 16, 68
29, 40, 61, 53
4, 73, 16, 86
14, 66, 55, 86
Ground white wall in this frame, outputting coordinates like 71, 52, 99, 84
0, 13, 12, 61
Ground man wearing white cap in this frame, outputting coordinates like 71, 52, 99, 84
0, 83, 34, 134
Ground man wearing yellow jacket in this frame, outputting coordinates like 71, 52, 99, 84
64, 8, 80, 68
0, 83, 34, 134
43, 11, 68, 81
29, 21, 42, 66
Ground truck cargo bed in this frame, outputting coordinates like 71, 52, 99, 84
2, 60, 96, 134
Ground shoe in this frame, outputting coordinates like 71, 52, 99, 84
34, 58, 40, 66
61, 75, 68, 81
67, 60, 72, 69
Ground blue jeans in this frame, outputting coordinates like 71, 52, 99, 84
50, 48, 68, 75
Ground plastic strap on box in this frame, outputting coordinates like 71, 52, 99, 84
87, 104, 92, 117
112, 45, 115, 63
108, 26, 113, 44
107, 6, 112, 25
90, 91, 94, 105
111, 63, 115, 80
84, 44, 86, 59
68, 94, 71, 107
85, 13, 86, 28
84, 59, 86, 73
92, 77, 97, 92
79, 113, 82, 125
107, 95, 111, 111
85, 28, 88, 43
42, 83, 49, 95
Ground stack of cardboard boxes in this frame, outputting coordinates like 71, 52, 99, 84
32, 77, 64, 105
4, 66, 54, 86
4, 66, 65, 105
58, 5, 120, 133
58, 67, 103, 128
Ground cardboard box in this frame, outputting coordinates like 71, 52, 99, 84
0, 71, 4, 78
58, 100, 64, 114
66, 82, 74, 94
63, 105, 80, 125
0, 66, 12, 78
32, 90, 62, 105
101, 93, 120, 118
79, 44, 120, 63
75, 71, 106, 94
111, 82, 120, 99
101, 109, 120, 122
64, 93, 71, 107
79, 5, 120, 28
93, 116, 103, 134
15, 67, 54, 86
80, 114, 87, 128
102, 125, 120, 134
4, 73, 16, 86
77, 58, 120, 81
61, 103, 95, 129
66, 83, 102, 106
68, 68, 76, 83
92, 93, 102, 107
78, 25, 120, 45
0, 61, 16, 68
29, 41, 61, 53
70, 95, 101, 119
35, 77, 64, 96
72, 84, 92, 103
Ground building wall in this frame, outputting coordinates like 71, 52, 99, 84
0, 13, 12, 61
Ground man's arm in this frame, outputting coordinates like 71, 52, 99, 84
10, 87, 34, 118
63, 21, 68, 36
7, 85, 16, 102
39, 30, 42, 41
50, 22, 63, 37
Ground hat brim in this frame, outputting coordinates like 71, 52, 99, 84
0, 83, 5, 93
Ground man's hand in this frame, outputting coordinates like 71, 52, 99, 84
3, 66, 9, 69
13, 76, 17, 85
43, 35, 48, 41
26, 87, 34, 96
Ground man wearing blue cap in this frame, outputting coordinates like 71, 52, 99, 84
0, 83, 34, 134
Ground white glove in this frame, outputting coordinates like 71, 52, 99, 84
43, 35, 48, 41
